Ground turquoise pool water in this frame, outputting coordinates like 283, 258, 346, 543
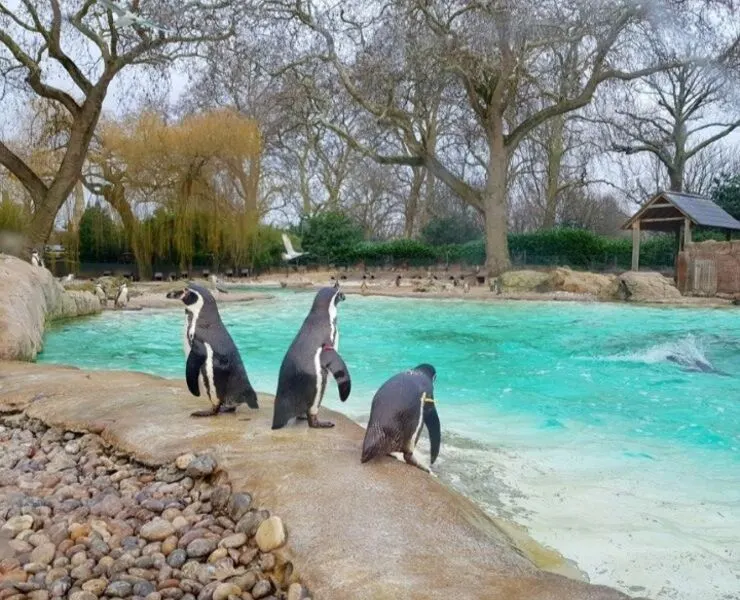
37, 291, 740, 599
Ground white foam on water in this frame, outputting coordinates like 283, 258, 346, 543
602, 334, 717, 373
426, 423, 740, 600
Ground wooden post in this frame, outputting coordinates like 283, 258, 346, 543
683, 218, 692, 249
631, 221, 640, 271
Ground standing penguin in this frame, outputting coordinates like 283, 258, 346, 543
114, 282, 128, 308
361, 364, 441, 473
272, 287, 351, 429
181, 284, 259, 417
30, 250, 44, 268
94, 283, 107, 307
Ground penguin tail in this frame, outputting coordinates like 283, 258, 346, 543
361, 426, 386, 464
243, 387, 259, 409
271, 396, 293, 430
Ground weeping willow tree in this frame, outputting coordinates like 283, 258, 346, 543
89, 109, 263, 278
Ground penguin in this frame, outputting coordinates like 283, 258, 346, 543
361, 364, 441, 473
114, 282, 129, 308
272, 286, 351, 429
30, 250, 43, 268
180, 283, 259, 417
94, 283, 107, 307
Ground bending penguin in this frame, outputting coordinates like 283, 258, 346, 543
94, 282, 107, 307
361, 364, 441, 473
180, 284, 259, 417
272, 286, 351, 429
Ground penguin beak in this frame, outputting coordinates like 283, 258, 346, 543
423, 401, 441, 465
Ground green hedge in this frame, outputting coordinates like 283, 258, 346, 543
316, 228, 734, 269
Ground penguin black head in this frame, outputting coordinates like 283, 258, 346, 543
413, 363, 436, 382
312, 286, 345, 313
181, 284, 216, 311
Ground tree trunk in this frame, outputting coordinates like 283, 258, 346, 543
668, 162, 684, 192
24, 81, 112, 252
483, 127, 511, 277
542, 115, 565, 229
405, 166, 425, 237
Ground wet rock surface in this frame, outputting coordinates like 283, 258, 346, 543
0, 415, 303, 600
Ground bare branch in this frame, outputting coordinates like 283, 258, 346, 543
0, 140, 49, 201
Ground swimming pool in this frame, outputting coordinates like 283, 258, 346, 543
38, 291, 740, 600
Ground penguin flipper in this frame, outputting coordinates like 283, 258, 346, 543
423, 402, 441, 464
321, 344, 351, 401
185, 340, 206, 397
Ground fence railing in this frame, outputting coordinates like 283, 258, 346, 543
46, 251, 677, 280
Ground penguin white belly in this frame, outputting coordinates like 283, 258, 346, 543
309, 347, 323, 416
203, 342, 216, 407
328, 301, 338, 349
183, 318, 191, 356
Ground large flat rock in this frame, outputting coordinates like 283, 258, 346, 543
0, 253, 101, 361
0, 361, 635, 600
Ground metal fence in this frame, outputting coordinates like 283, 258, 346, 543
46, 251, 677, 280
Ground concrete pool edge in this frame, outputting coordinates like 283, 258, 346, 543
0, 361, 639, 600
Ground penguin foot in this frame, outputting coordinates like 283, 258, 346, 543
307, 414, 335, 428
403, 451, 431, 473
217, 405, 237, 414
296, 415, 309, 421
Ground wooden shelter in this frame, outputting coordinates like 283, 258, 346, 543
622, 191, 740, 270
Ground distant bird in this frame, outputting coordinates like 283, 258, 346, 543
64, 273, 74, 282
94, 283, 107, 307
463, 282, 470, 293
114, 282, 129, 308
281, 233, 307, 262
30, 250, 44, 268
98, 0, 172, 33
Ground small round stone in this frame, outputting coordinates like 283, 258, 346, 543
227, 494, 251, 522
185, 538, 218, 559
1, 515, 33, 535
212, 583, 241, 600
134, 581, 157, 597
81, 578, 108, 595
185, 455, 216, 478
106, 579, 133, 597
218, 533, 246, 550
166, 549, 187, 569
255, 518, 286, 552
251, 580, 272, 599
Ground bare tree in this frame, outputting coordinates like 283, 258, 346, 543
609, 58, 740, 192
0, 0, 236, 253
267, 0, 713, 276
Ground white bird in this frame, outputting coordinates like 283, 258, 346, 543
114, 282, 129, 308
63, 273, 74, 283
281, 233, 307, 262
94, 283, 107, 307
98, 0, 172, 34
